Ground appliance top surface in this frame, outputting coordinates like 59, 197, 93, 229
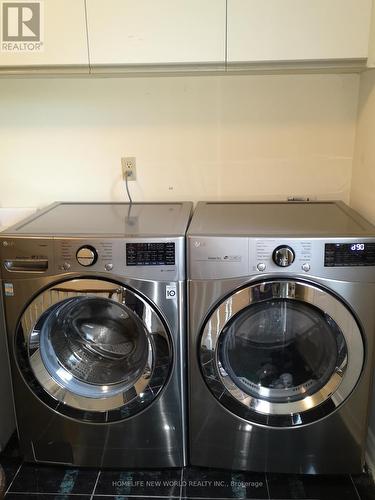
187, 201, 375, 238
3, 202, 192, 237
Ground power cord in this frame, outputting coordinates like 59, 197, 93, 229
125, 173, 133, 205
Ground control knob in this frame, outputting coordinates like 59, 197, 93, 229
272, 245, 295, 267
76, 246, 98, 267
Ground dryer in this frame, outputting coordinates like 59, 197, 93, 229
0, 202, 192, 468
188, 201, 375, 474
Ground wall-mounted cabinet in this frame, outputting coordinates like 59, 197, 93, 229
85, 0, 226, 73
0, 0, 89, 74
227, 0, 373, 68
367, 0, 375, 67
0, 0, 373, 75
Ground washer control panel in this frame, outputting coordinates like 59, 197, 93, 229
56, 240, 112, 273
76, 246, 98, 267
126, 242, 175, 266
53, 238, 182, 280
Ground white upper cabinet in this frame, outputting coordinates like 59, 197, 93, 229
0, 0, 89, 73
0, 0, 372, 75
227, 0, 373, 65
367, 0, 375, 67
86, 0, 226, 71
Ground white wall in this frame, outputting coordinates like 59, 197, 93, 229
350, 69, 375, 471
351, 70, 375, 224
0, 74, 359, 208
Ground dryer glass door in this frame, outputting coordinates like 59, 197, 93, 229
16, 279, 172, 423
219, 298, 344, 404
200, 280, 364, 427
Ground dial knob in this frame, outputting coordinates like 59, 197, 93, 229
272, 245, 295, 267
76, 246, 98, 267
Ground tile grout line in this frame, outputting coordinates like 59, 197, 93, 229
94, 495, 180, 499
4, 462, 23, 496
90, 469, 101, 500
137, 494, 180, 498
350, 473, 362, 500
4, 493, 90, 497
264, 472, 271, 500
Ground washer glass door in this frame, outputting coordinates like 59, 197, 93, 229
200, 280, 364, 427
16, 279, 172, 422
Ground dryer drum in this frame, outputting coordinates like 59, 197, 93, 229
218, 299, 346, 404
199, 280, 363, 426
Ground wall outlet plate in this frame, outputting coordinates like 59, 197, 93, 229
121, 157, 137, 181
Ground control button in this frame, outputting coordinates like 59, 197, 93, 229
62, 262, 71, 271
76, 246, 98, 267
272, 245, 295, 267
105, 263, 113, 271
257, 262, 266, 272
302, 263, 311, 272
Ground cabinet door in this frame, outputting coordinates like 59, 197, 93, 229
86, 0, 226, 71
368, 1, 375, 67
0, 0, 89, 73
227, 0, 372, 64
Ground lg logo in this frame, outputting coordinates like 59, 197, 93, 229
1, 1, 44, 52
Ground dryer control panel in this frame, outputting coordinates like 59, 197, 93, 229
324, 242, 375, 267
188, 236, 375, 281
252, 239, 375, 278
255, 240, 312, 273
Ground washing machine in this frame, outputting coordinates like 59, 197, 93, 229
188, 201, 375, 474
0, 201, 192, 468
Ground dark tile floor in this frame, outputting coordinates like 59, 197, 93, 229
1, 435, 374, 500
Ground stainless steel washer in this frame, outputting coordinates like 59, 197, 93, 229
0, 202, 192, 468
188, 201, 375, 474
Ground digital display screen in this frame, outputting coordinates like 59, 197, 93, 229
126, 242, 175, 266
350, 243, 365, 251
325, 243, 375, 267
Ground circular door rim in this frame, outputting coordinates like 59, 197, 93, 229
16, 277, 173, 422
199, 279, 364, 426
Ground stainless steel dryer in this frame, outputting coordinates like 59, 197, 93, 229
0, 202, 192, 468
188, 201, 375, 474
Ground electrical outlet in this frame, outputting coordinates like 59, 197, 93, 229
121, 157, 137, 181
